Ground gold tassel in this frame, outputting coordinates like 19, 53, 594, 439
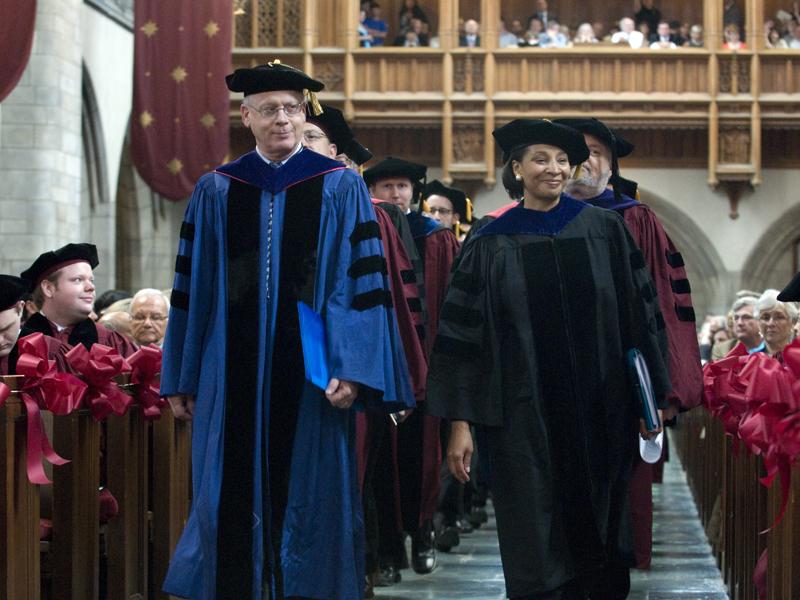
635, 189, 641, 201
465, 197, 473, 223
573, 164, 582, 179
305, 89, 323, 116
422, 199, 430, 213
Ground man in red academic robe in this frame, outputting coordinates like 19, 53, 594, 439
19, 243, 138, 357
558, 117, 702, 570
364, 158, 460, 578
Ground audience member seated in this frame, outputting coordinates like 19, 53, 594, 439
363, 2, 388, 46
394, 17, 428, 46
459, 19, 481, 47
94, 288, 130, 319
723, 23, 746, 49
539, 20, 569, 48
399, 0, 428, 33
358, 9, 373, 47
574, 22, 599, 44
612, 17, 645, 48
650, 21, 678, 48
687, 24, 704, 47
670, 20, 687, 46
98, 311, 133, 338
724, 0, 745, 34
786, 19, 800, 48
498, 19, 520, 48
593, 21, 609, 43
755, 289, 797, 359
638, 21, 652, 44
524, 17, 545, 46
129, 288, 170, 347
635, 0, 662, 34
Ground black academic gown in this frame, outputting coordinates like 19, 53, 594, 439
427, 198, 671, 597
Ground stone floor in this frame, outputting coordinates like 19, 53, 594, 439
376, 433, 729, 600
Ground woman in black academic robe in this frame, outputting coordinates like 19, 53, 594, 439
427, 119, 671, 600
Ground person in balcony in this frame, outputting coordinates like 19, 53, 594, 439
358, 8, 374, 47
785, 19, 800, 48
723, 23, 747, 49
499, 18, 521, 48
363, 1, 388, 46
573, 23, 599, 45
687, 24, 704, 47
530, 0, 557, 29
394, 17, 428, 46
399, 0, 428, 34
723, 0, 745, 34
649, 21, 677, 49
459, 19, 481, 47
612, 17, 645, 48
539, 20, 569, 48
634, 0, 661, 35
755, 289, 797, 360
524, 17, 545, 46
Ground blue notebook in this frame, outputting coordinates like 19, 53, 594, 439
626, 348, 661, 432
297, 301, 330, 390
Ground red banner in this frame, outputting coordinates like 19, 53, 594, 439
132, 1, 231, 200
0, 0, 36, 103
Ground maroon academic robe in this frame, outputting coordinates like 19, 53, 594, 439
604, 198, 701, 570
19, 312, 139, 358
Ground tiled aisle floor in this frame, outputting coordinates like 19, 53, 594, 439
376, 433, 729, 599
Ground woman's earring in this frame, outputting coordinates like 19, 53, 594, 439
515, 174, 522, 181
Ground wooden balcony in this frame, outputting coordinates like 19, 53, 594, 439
229, 0, 800, 193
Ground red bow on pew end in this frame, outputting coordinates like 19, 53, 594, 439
703, 339, 800, 531
65, 342, 132, 421
127, 345, 164, 420
0, 381, 9, 409
14, 333, 88, 485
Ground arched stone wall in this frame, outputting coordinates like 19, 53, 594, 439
638, 188, 732, 319
739, 204, 800, 296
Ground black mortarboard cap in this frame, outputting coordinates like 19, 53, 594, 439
493, 119, 590, 165
306, 104, 374, 165
553, 118, 635, 159
225, 60, 324, 111
423, 180, 469, 220
778, 272, 800, 302
21, 243, 99, 291
343, 140, 373, 166
0, 275, 29, 311
363, 157, 427, 188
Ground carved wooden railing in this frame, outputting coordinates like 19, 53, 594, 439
674, 408, 800, 600
0, 375, 191, 600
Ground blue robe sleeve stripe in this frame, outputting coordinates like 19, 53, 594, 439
180, 221, 195, 242
670, 277, 691, 294
350, 220, 382, 245
170, 289, 189, 311
665, 250, 685, 268
352, 288, 393, 311
174, 254, 191, 276
347, 255, 387, 279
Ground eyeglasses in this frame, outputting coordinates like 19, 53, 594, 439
132, 314, 167, 323
245, 101, 307, 119
303, 131, 329, 143
428, 207, 453, 215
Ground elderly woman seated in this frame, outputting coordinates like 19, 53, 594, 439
755, 288, 798, 359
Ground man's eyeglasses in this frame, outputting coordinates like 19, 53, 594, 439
132, 314, 167, 323
303, 131, 329, 143
428, 207, 453, 215
245, 101, 307, 119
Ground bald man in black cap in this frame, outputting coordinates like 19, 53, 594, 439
20, 243, 137, 358
160, 62, 414, 600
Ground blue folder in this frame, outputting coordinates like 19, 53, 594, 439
626, 348, 661, 432
297, 301, 330, 390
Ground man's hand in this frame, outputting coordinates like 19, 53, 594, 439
326, 378, 359, 409
447, 420, 474, 484
640, 409, 664, 440
168, 395, 196, 421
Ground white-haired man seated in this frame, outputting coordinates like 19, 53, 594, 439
128, 288, 169, 347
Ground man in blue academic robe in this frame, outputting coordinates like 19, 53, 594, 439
160, 61, 414, 600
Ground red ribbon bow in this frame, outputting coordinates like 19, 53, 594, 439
0, 381, 9, 409
127, 345, 164, 420
15, 333, 88, 485
65, 343, 132, 421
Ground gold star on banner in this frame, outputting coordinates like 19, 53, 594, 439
203, 21, 220, 37
167, 158, 184, 174
200, 113, 216, 128
140, 20, 158, 37
139, 111, 154, 128
171, 66, 188, 83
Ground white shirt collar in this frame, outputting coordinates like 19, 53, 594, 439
255, 142, 303, 167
